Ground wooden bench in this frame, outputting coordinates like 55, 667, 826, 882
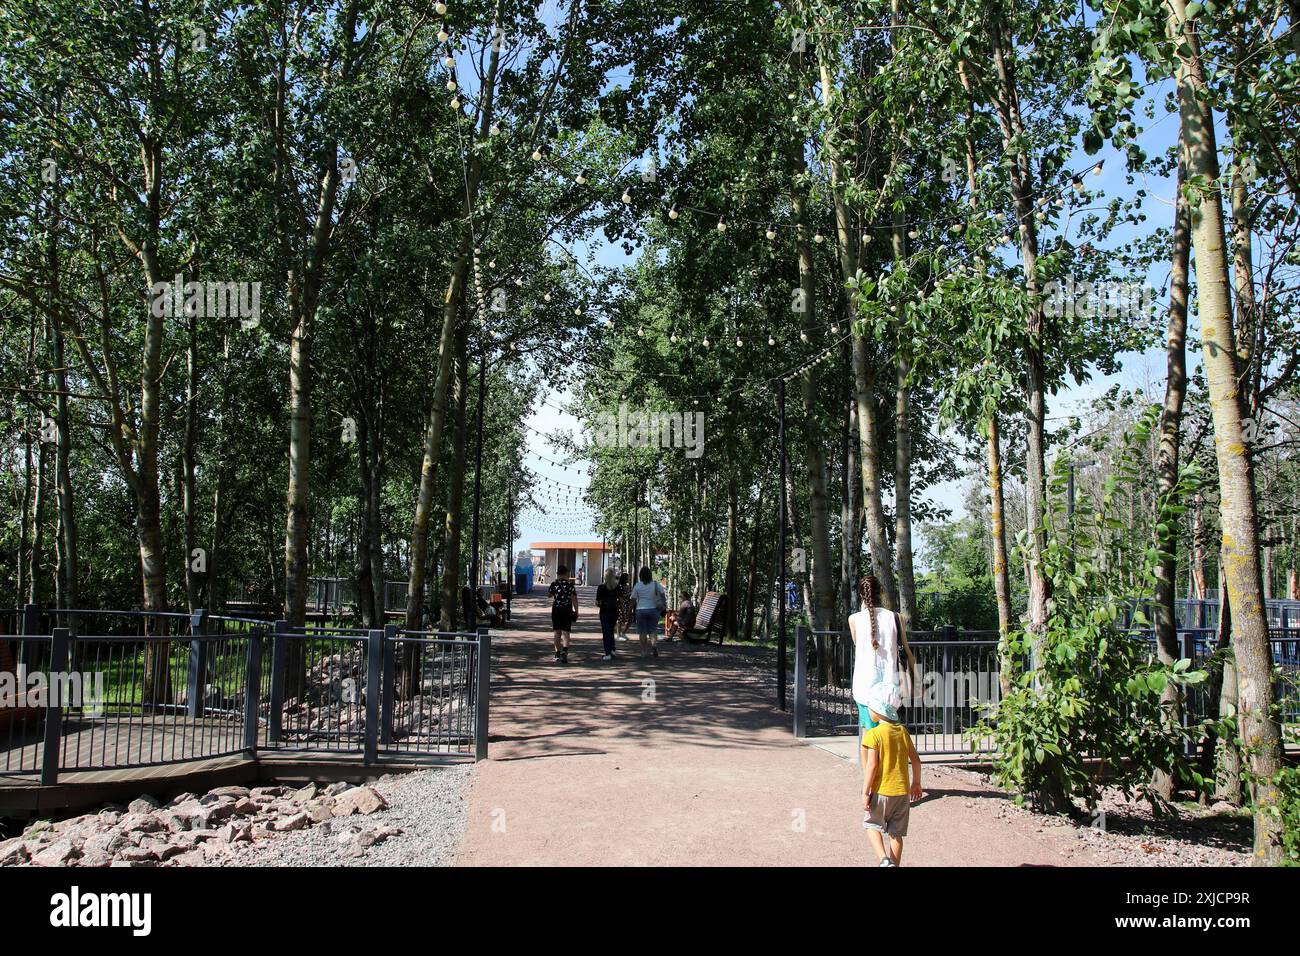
0, 639, 40, 731
684, 591, 727, 645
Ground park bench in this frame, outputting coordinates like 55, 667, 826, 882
0, 639, 39, 730
684, 591, 727, 645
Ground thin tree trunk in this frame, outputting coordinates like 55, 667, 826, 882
439, 328, 471, 632
1151, 148, 1191, 802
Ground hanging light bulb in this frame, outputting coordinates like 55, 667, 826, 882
531, 147, 542, 161
800, 331, 808, 343
670, 333, 678, 343
668, 204, 679, 220
768, 336, 776, 346
435, 2, 448, 14
949, 223, 963, 234
575, 169, 589, 185
1072, 175, 1083, 192
514, 277, 523, 286
1092, 161, 1104, 177
450, 96, 461, 108
621, 189, 632, 204
489, 123, 501, 136
735, 337, 743, 348
437, 26, 449, 42
814, 231, 824, 244
907, 227, 918, 239
766, 225, 777, 240
716, 217, 726, 232
443, 54, 455, 68
702, 336, 710, 347
831, 322, 839, 333
543, 292, 551, 302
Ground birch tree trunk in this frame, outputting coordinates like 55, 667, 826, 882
1169, 0, 1281, 862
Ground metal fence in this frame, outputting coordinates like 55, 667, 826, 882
793, 623, 1300, 755
793, 626, 1000, 755
0, 606, 491, 783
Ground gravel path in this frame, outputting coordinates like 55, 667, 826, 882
218, 765, 475, 867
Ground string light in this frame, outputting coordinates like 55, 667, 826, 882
814, 231, 824, 244
532, 147, 543, 161
716, 217, 726, 232
435, 2, 447, 14
668, 204, 679, 219
766, 225, 776, 240
438, 26, 449, 42
576, 170, 589, 185
621, 189, 632, 204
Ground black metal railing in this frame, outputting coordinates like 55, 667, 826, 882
793, 622, 1300, 756
1, 606, 491, 783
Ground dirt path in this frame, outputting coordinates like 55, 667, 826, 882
455, 593, 1106, 866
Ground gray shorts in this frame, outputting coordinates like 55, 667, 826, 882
863, 793, 910, 838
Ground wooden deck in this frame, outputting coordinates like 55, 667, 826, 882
0, 711, 471, 817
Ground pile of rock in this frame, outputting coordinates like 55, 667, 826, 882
0, 781, 396, 868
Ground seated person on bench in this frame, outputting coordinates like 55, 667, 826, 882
665, 595, 696, 639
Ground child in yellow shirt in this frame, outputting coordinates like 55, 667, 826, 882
861, 683, 922, 867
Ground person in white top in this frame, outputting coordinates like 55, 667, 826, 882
630, 566, 667, 659
848, 573, 916, 766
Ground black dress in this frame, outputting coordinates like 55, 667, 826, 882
549, 578, 576, 631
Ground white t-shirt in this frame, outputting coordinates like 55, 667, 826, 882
631, 581, 664, 611
850, 607, 901, 705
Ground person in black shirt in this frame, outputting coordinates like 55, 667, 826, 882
548, 564, 578, 664
595, 568, 622, 661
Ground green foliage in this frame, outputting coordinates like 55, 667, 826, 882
975, 407, 1208, 813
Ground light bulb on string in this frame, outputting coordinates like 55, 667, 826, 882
435, 2, 447, 14
1092, 162, 1104, 177
907, 227, 918, 239
437, 27, 449, 42
668, 204, 679, 220
716, 217, 726, 232
531, 147, 542, 161
621, 189, 632, 204
543, 292, 551, 302
814, 231, 824, 244
735, 337, 743, 348
702, 336, 710, 347
444, 54, 455, 67
575, 170, 589, 185
800, 331, 808, 343
1072, 175, 1083, 192
450, 96, 461, 109
768, 336, 776, 346
489, 123, 500, 136
766, 225, 776, 240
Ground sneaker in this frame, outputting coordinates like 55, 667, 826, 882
553, 651, 562, 663
601, 653, 613, 661
561, 649, 569, 664
878, 858, 895, 868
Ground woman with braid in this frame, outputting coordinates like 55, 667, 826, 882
849, 573, 917, 752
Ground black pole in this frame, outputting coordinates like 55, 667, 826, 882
504, 477, 513, 620
777, 379, 788, 711
468, 347, 487, 629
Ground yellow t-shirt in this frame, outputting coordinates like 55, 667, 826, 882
862, 721, 912, 797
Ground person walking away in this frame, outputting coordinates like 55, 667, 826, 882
596, 568, 621, 661
616, 572, 634, 642
849, 573, 916, 770
630, 566, 667, 659
548, 565, 578, 664
860, 682, 922, 866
